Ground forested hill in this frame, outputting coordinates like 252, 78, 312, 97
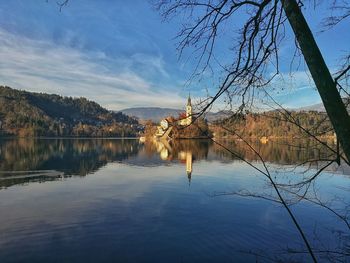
211, 110, 335, 139
0, 86, 140, 137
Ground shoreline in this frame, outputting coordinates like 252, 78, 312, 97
0, 136, 140, 140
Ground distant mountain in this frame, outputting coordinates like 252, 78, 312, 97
204, 110, 233, 122
295, 103, 326, 112
121, 100, 350, 123
294, 98, 350, 112
120, 107, 233, 122
0, 86, 139, 137
120, 107, 182, 122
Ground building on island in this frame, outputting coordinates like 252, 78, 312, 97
153, 94, 210, 139
155, 94, 193, 138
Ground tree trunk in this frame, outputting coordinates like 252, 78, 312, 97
281, 0, 350, 162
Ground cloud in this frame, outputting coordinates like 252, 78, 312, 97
261, 71, 322, 109
0, 28, 185, 110
129, 53, 170, 78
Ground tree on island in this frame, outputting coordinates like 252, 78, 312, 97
172, 116, 212, 138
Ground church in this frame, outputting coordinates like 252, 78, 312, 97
155, 94, 193, 138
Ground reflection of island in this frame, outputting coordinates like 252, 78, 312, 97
149, 139, 194, 182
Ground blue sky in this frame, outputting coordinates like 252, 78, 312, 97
0, 0, 349, 111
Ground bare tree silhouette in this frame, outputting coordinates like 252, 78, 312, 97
155, 0, 350, 161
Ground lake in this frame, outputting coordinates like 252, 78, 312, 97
0, 138, 349, 262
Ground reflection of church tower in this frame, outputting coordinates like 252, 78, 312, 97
186, 151, 193, 183
186, 94, 192, 125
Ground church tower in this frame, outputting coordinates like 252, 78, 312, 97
186, 94, 192, 125
186, 151, 192, 184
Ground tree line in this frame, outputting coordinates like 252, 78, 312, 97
212, 110, 335, 139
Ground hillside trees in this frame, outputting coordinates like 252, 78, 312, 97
172, 117, 212, 138
212, 110, 333, 138
0, 86, 140, 137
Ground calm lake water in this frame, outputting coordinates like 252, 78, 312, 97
0, 138, 349, 262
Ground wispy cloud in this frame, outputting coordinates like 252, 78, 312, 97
0, 29, 185, 110
262, 71, 322, 109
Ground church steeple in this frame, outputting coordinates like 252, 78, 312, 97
186, 93, 192, 125
187, 93, 191, 106
186, 151, 192, 184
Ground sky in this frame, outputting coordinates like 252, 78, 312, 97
0, 0, 349, 111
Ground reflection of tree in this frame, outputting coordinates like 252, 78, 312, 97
211, 139, 336, 166
0, 139, 141, 188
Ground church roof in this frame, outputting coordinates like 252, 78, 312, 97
187, 94, 191, 106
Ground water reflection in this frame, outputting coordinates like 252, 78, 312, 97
0, 138, 349, 262
0, 138, 345, 189
0, 138, 141, 188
